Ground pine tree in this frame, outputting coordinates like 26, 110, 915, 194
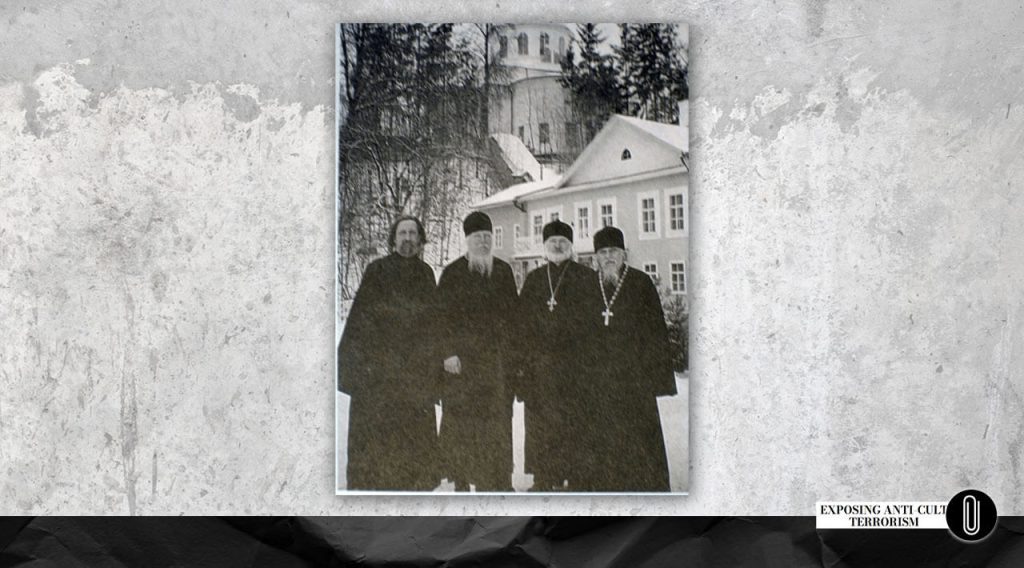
616, 24, 688, 123
559, 24, 624, 156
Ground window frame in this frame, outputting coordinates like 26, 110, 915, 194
670, 261, 687, 295
532, 213, 544, 246
664, 189, 688, 238
643, 262, 659, 283
637, 190, 660, 240
573, 200, 592, 241
596, 197, 617, 229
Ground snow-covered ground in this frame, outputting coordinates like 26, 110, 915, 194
336, 372, 690, 493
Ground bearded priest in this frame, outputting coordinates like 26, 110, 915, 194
433, 211, 518, 491
588, 225, 677, 492
515, 219, 602, 491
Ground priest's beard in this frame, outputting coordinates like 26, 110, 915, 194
467, 250, 494, 277
545, 248, 571, 265
600, 263, 623, 288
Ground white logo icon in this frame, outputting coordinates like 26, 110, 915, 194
963, 495, 980, 536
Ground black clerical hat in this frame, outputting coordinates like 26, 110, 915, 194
542, 219, 573, 243
463, 211, 492, 235
593, 226, 625, 250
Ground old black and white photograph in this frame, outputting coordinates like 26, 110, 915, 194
335, 23, 690, 493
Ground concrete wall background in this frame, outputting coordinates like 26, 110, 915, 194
1, 1, 1022, 514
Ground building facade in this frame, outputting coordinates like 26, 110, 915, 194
488, 24, 575, 167
473, 113, 689, 298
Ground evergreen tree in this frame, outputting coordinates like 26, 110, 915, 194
616, 24, 688, 123
559, 24, 624, 156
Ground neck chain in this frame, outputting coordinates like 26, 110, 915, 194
546, 261, 570, 312
599, 265, 627, 326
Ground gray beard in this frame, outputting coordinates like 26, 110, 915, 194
467, 251, 494, 277
600, 264, 622, 287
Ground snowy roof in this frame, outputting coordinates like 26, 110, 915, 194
555, 114, 688, 190
491, 132, 543, 181
615, 114, 689, 152
472, 175, 561, 209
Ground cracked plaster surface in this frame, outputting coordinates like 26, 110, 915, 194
0, 0, 1022, 514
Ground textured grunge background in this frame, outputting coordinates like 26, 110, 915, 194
1, 1, 1022, 514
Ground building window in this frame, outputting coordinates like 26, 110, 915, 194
514, 223, 521, 242
643, 262, 659, 282
532, 214, 543, 245
540, 33, 551, 62
621, 148, 631, 160
517, 33, 528, 55
557, 37, 566, 63
641, 197, 656, 234
498, 36, 508, 58
565, 121, 578, 150
517, 125, 525, 142
668, 193, 685, 232
538, 122, 550, 145
494, 226, 503, 249
599, 201, 615, 228
670, 261, 686, 294
638, 191, 659, 239
575, 204, 591, 240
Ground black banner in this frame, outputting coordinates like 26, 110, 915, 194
1, 517, 1022, 567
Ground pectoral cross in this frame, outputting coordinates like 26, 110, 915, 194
547, 297, 557, 312
602, 308, 613, 326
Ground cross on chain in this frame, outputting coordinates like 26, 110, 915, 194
547, 297, 558, 312
602, 308, 613, 326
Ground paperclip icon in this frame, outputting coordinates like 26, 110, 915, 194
963, 495, 980, 536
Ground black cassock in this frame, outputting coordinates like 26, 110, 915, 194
433, 256, 518, 491
337, 253, 438, 491
515, 259, 602, 491
587, 265, 677, 491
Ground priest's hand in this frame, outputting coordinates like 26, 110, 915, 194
443, 356, 462, 375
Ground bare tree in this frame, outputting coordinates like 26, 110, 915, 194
338, 24, 496, 296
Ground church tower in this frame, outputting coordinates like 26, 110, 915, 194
487, 24, 575, 172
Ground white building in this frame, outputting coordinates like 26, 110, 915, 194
473, 108, 689, 297
488, 24, 575, 167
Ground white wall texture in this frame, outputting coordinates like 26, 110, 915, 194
0, 1, 1022, 515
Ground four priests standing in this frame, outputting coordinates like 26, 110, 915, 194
339, 211, 680, 492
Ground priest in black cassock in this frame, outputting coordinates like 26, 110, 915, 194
587, 225, 677, 491
515, 220, 602, 491
433, 211, 518, 491
337, 216, 439, 491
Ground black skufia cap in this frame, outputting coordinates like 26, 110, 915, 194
463, 211, 493, 235
542, 220, 573, 243
593, 226, 625, 250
